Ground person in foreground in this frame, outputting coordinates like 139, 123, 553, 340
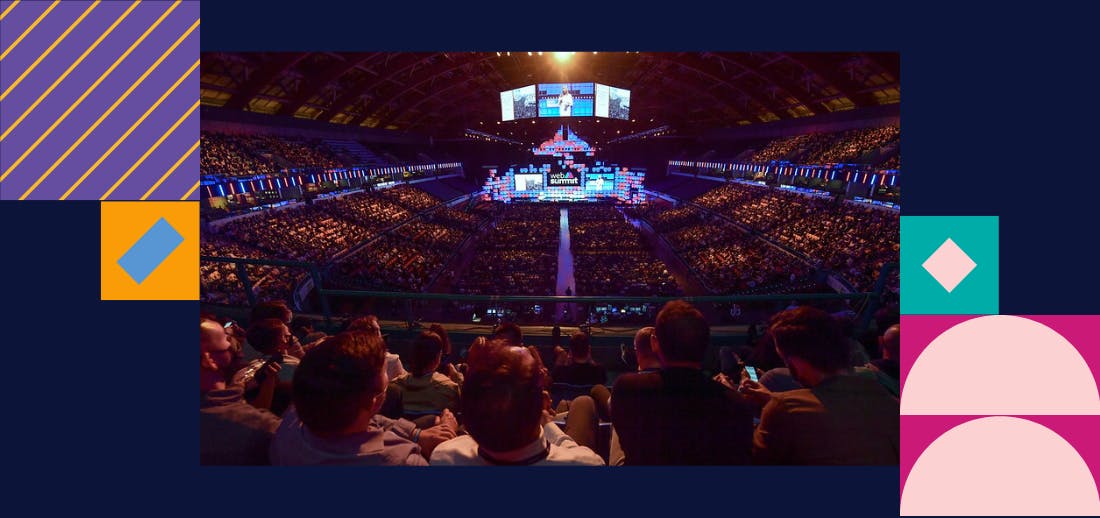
430, 338, 604, 466
270, 332, 456, 465
741, 307, 900, 465
611, 300, 755, 465
200, 318, 282, 465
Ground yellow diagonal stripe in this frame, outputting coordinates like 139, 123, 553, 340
0, 1, 100, 103
141, 139, 198, 201
0, 0, 143, 162
0, 0, 58, 61
0, 0, 21, 22
24, 19, 200, 200
99, 99, 200, 200
0, 2, 181, 184
180, 181, 200, 201
58, 57, 199, 200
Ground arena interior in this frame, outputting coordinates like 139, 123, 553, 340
198, 52, 901, 466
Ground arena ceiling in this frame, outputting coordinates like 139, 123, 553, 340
199, 52, 899, 143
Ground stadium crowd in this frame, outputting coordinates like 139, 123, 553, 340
201, 299, 900, 466
569, 205, 679, 297
748, 125, 900, 166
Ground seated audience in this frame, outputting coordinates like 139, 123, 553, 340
270, 332, 457, 465
390, 331, 461, 416
551, 331, 607, 386
430, 338, 604, 465
611, 300, 754, 465
200, 318, 281, 465
740, 307, 899, 465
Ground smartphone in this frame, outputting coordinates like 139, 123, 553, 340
223, 321, 234, 329
745, 366, 758, 382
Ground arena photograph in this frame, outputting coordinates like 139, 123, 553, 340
197, 51, 901, 466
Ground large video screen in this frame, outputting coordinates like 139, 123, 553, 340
595, 83, 631, 120
514, 173, 544, 191
537, 83, 594, 117
585, 171, 616, 192
501, 85, 537, 121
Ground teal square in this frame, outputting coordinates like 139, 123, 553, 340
901, 216, 998, 315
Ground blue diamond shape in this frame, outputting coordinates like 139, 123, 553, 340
117, 218, 184, 284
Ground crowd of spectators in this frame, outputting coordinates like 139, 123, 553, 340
748, 125, 900, 165
201, 132, 278, 177
451, 204, 559, 297
201, 132, 346, 177
378, 185, 442, 212
209, 204, 373, 264
200, 240, 301, 306
660, 182, 898, 294
803, 125, 900, 164
202, 300, 900, 466
569, 205, 679, 297
879, 154, 900, 170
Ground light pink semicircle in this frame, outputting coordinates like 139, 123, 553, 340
902, 416, 1100, 516
902, 315, 1100, 415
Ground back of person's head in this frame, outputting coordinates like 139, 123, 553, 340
769, 307, 847, 373
346, 315, 381, 336
492, 322, 523, 346
247, 318, 289, 356
461, 338, 545, 452
428, 323, 452, 356
882, 324, 900, 359
251, 300, 292, 324
654, 300, 710, 364
633, 326, 655, 358
410, 331, 445, 376
292, 332, 387, 436
569, 331, 591, 360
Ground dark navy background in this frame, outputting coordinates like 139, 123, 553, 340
3, 1, 1096, 515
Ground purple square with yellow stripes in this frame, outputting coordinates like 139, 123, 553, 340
0, 0, 199, 201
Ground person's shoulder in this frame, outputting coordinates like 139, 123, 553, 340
431, 372, 459, 390
612, 371, 660, 392
429, 435, 478, 465
769, 387, 821, 413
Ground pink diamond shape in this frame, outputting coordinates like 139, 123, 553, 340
922, 238, 977, 293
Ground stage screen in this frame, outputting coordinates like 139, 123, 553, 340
500, 91, 514, 121
608, 85, 630, 120
538, 83, 594, 117
585, 172, 616, 192
501, 85, 537, 121
514, 173, 544, 191
594, 84, 610, 117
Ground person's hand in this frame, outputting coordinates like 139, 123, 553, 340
438, 408, 458, 432
257, 360, 281, 388
540, 390, 555, 425
738, 378, 772, 407
417, 423, 456, 459
714, 372, 736, 391
445, 363, 463, 384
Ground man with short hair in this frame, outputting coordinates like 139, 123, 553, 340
631, 326, 660, 372
250, 300, 306, 359
200, 319, 281, 465
390, 331, 460, 416
430, 338, 604, 466
551, 331, 606, 386
492, 321, 524, 346
869, 324, 900, 381
744, 307, 899, 465
270, 332, 456, 465
611, 300, 754, 465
